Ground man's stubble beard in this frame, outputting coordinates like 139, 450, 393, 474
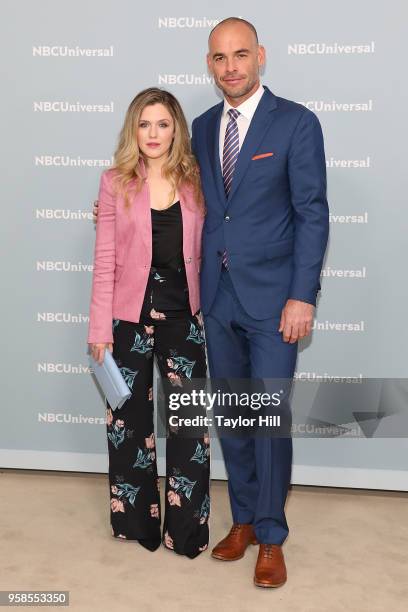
216, 73, 259, 100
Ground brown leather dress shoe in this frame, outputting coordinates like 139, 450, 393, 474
254, 544, 287, 588
211, 523, 258, 561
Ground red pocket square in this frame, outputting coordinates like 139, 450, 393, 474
252, 152, 274, 160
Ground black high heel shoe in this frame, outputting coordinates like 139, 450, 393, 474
137, 537, 161, 552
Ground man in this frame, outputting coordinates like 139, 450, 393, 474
93, 16, 329, 588
190, 17, 329, 588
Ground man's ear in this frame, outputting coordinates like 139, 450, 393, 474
206, 52, 213, 74
258, 45, 266, 68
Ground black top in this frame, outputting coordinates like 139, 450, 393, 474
140, 201, 190, 316
151, 201, 184, 269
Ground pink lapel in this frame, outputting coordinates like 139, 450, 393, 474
179, 185, 194, 261
128, 159, 152, 253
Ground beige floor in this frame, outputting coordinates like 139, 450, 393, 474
0, 469, 407, 612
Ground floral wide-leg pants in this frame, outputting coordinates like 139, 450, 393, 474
106, 310, 210, 558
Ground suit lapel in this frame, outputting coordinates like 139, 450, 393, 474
226, 87, 278, 205
206, 103, 227, 207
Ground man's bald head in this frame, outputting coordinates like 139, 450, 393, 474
208, 17, 258, 47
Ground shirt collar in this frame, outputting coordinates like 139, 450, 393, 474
222, 83, 265, 121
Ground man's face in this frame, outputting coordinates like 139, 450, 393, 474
207, 23, 265, 105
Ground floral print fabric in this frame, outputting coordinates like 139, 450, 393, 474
107, 310, 209, 558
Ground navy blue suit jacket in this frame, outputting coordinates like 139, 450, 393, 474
191, 85, 329, 319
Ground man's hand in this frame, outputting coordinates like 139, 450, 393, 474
92, 200, 99, 223
279, 299, 314, 343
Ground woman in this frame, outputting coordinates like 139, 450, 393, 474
88, 88, 209, 558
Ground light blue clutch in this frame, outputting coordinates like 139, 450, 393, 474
90, 349, 131, 410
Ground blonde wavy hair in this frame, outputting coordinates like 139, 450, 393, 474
111, 87, 204, 212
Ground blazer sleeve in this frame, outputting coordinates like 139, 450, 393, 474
287, 109, 329, 306
87, 170, 116, 344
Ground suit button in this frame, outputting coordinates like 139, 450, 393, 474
185, 257, 192, 264
216, 250, 223, 256
224, 215, 230, 222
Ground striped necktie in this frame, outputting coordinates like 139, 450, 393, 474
221, 108, 240, 269
222, 108, 240, 196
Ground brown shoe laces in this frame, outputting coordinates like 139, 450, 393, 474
262, 544, 278, 558
229, 524, 244, 537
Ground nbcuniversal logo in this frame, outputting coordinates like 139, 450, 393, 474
38, 412, 106, 425
36, 209, 93, 221
32, 45, 114, 57
329, 212, 368, 224
37, 363, 91, 374
300, 100, 373, 112
288, 42, 375, 55
312, 320, 366, 332
36, 261, 93, 272
37, 313, 89, 323
158, 17, 223, 28
34, 156, 113, 167
294, 372, 363, 383
158, 74, 215, 86
320, 267, 367, 279
33, 101, 114, 113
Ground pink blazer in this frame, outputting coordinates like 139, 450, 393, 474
87, 167, 204, 344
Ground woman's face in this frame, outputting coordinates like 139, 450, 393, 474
137, 103, 175, 162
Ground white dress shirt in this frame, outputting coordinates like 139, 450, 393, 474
219, 83, 265, 169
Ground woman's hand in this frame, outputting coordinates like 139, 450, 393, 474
92, 200, 99, 223
90, 342, 113, 365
